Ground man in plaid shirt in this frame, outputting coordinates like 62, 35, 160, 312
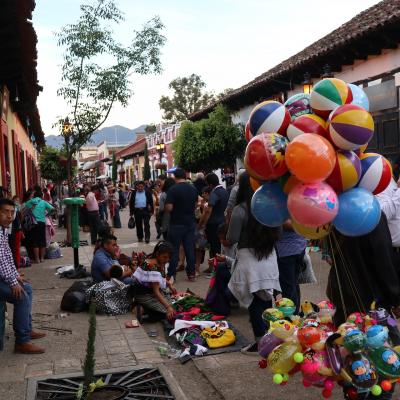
0, 198, 46, 354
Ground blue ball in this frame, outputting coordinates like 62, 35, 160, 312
366, 325, 388, 348
251, 182, 289, 227
333, 188, 381, 236
348, 83, 370, 111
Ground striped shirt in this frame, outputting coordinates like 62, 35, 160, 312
0, 228, 19, 286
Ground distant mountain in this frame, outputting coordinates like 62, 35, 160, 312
45, 124, 147, 149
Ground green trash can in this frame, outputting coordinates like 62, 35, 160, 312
63, 197, 85, 268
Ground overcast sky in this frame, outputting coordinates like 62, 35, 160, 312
34, 0, 381, 136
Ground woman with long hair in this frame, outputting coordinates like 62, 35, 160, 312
227, 171, 281, 354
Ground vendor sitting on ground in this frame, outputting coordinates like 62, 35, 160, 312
91, 234, 133, 283
132, 241, 177, 321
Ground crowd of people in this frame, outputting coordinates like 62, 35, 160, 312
2, 166, 400, 387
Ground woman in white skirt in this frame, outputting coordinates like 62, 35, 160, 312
227, 172, 281, 354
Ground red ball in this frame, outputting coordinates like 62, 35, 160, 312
381, 380, 392, 392
302, 379, 312, 387
280, 381, 288, 386
297, 326, 321, 347
347, 388, 358, 400
324, 379, 335, 391
258, 359, 268, 369
322, 389, 332, 399
244, 133, 288, 181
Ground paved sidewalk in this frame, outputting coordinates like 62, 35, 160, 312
0, 209, 359, 399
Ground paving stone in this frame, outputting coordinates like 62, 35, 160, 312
128, 343, 156, 353
105, 346, 131, 355
0, 364, 26, 383
193, 356, 220, 370
134, 350, 162, 360
25, 362, 54, 378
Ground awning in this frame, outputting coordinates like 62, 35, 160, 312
96, 175, 107, 180
82, 161, 97, 171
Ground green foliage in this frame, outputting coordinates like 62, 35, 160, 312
83, 301, 96, 396
173, 105, 246, 172
143, 144, 151, 181
159, 74, 214, 122
56, 0, 166, 158
111, 152, 117, 182
145, 124, 157, 133
39, 146, 68, 183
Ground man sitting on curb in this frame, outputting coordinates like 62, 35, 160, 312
0, 198, 46, 354
91, 234, 133, 284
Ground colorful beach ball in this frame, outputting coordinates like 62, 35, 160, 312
245, 120, 253, 142
284, 93, 312, 120
328, 104, 374, 151
285, 133, 336, 183
348, 83, 370, 111
333, 188, 381, 236
310, 78, 352, 119
249, 100, 291, 136
326, 151, 361, 193
244, 133, 288, 181
288, 182, 339, 227
358, 153, 392, 195
286, 114, 328, 141
292, 219, 332, 239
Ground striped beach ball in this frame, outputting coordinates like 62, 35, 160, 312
358, 153, 392, 195
328, 104, 374, 151
249, 100, 290, 136
326, 151, 361, 193
310, 78, 352, 119
286, 114, 328, 141
244, 120, 253, 142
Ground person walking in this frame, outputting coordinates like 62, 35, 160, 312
193, 172, 207, 196
158, 177, 175, 240
198, 173, 229, 263
165, 168, 198, 280
275, 224, 307, 313
227, 172, 281, 354
86, 185, 101, 245
98, 182, 109, 221
0, 198, 46, 354
24, 190, 54, 263
129, 181, 154, 243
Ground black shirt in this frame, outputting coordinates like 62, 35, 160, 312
208, 186, 229, 225
165, 182, 198, 226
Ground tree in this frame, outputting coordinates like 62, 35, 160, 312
145, 124, 157, 133
39, 146, 68, 183
173, 105, 246, 172
111, 152, 117, 182
143, 144, 151, 181
82, 302, 96, 398
55, 0, 166, 192
159, 74, 214, 122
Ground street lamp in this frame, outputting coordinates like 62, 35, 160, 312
62, 117, 73, 137
156, 139, 165, 162
302, 72, 313, 94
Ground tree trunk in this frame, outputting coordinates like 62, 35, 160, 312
65, 154, 72, 245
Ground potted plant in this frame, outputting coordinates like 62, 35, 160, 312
77, 302, 128, 400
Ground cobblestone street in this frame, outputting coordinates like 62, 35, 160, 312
0, 209, 357, 400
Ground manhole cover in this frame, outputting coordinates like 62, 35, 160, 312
33, 367, 175, 399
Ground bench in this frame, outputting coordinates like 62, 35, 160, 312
0, 301, 5, 351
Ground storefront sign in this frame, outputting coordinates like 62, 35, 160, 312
364, 80, 397, 112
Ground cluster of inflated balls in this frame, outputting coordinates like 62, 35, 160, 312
258, 299, 400, 398
244, 78, 392, 239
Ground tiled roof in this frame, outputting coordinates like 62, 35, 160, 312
190, 0, 400, 121
115, 137, 147, 159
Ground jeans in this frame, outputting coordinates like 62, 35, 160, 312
87, 210, 101, 245
167, 224, 196, 277
205, 223, 221, 258
0, 281, 32, 344
133, 208, 151, 241
99, 202, 108, 221
277, 251, 305, 313
248, 294, 272, 339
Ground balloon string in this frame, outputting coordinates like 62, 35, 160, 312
328, 233, 348, 319
330, 231, 366, 315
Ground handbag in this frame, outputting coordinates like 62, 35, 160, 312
128, 216, 136, 229
298, 252, 317, 284
21, 206, 37, 232
201, 326, 236, 348
85, 279, 132, 315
